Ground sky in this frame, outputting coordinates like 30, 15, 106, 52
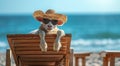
0, 0, 120, 14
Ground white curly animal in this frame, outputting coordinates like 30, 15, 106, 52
32, 9, 67, 52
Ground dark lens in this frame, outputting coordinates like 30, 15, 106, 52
43, 18, 50, 24
51, 20, 58, 25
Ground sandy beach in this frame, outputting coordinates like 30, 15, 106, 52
1, 53, 120, 66
0, 53, 6, 66
0, 53, 16, 66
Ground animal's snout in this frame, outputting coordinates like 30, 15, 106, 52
48, 25, 52, 28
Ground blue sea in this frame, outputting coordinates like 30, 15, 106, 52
0, 14, 120, 53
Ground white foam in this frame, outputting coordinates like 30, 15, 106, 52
0, 41, 7, 47
29, 29, 38, 34
72, 38, 120, 46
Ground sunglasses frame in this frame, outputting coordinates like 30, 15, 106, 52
42, 18, 58, 25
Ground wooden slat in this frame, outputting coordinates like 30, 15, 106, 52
16, 51, 66, 55
12, 39, 67, 44
27, 65, 55, 66
19, 55, 64, 62
75, 57, 79, 66
21, 57, 62, 62
110, 56, 115, 66
13, 42, 67, 47
24, 62, 55, 65
29, 65, 54, 66
20, 55, 63, 58
14, 44, 67, 48
107, 52, 120, 57
10, 37, 67, 40
14, 47, 66, 51
7, 34, 71, 38
6, 49, 11, 66
74, 53, 90, 57
103, 56, 109, 66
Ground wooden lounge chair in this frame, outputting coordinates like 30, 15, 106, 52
6, 34, 73, 66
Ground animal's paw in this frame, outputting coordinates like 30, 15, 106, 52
53, 42, 62, 52
40, 41, 47, 52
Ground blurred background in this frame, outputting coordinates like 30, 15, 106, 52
0, 0, 120, 53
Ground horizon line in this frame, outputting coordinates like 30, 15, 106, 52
0, 13, 120, 16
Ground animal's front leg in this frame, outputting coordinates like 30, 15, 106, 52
39, 30, 47, 52
53, 30, 65, 52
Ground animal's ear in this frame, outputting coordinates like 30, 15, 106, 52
57, 14, 67, 26
57, 21, 64, 26
36, 17, 43, 22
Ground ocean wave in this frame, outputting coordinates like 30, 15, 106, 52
71, 38, 120, 52
29, 29, 39, 34
0, 41, 7, 47
72, 38, 120, 46
1, 38, 120, 52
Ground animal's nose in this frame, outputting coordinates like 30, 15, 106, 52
48, 25, 52, 27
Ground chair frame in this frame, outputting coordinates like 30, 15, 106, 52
6, 34, 73, 66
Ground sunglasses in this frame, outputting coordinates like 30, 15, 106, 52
42, 18, 58, 25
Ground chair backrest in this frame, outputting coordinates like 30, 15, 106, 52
7, 34, 71, 66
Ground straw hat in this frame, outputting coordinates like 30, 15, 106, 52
33, 9, 67, 25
